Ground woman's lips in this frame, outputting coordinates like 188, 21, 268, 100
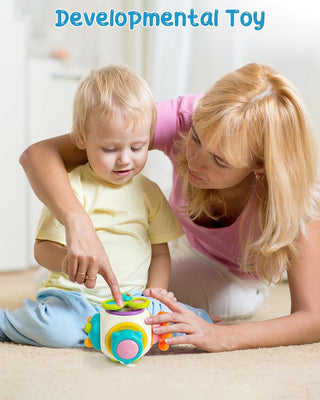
188, 168, 202, 180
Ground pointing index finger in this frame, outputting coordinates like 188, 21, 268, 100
100, 268, 123, 307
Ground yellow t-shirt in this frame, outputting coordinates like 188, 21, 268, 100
36, 164, 183, 304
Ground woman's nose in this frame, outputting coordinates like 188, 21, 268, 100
188, 149, 206, 171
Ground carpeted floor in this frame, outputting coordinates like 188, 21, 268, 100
1, 268, 320, 400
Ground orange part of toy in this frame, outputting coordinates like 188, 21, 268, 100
84, 337, 93, 348
157, 311, 172, 351
158, 340, 169, 351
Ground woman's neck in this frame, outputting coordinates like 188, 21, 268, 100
194, 172, 256, 228
219, 172, 255, 215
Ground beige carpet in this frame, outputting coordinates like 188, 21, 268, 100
1, 268, 319, 400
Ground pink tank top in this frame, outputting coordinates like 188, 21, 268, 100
154, 95, 258, 279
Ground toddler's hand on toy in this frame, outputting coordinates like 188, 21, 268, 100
143, 287, 177, 301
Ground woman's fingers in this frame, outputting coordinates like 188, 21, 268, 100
64, 220, 122, 305
65, 249, 78, 282
74, 254, 91, 284
145, 288, 195, 333
99, 263, 123, 306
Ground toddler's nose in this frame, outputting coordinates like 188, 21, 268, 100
117, 150, 130, 165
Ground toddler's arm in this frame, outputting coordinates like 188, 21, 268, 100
143, 243, 173, 296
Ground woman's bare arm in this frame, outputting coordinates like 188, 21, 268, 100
34, 240, 67, 273
146, 219, 320, 351
20, 134, 87, 224
20, 134, 123, 305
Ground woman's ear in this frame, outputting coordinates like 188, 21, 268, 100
253, 161, 265, 180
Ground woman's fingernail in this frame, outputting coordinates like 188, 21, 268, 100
145, 317, 152, 324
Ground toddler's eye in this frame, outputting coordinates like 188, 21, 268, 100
102, 148, 116, 153
131, 146, 142, 152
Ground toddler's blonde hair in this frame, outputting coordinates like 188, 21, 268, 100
72, 64, 156, 145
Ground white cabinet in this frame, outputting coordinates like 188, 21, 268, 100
26, 58, 88, 266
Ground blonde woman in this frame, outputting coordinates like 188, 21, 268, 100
20, 63, 320, 351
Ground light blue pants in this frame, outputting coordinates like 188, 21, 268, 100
0, 289, 211, 347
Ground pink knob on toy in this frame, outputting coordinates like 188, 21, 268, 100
111, 330, 144, 364
116, 340, 139, 360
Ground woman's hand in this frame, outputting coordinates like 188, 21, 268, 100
145, 288, 228, 352
63, 214, 123, 306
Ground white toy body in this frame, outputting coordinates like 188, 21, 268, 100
99, 307, 152, 364
84, 293, 171, 365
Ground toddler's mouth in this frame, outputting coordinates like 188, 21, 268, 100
113, 169, 132, 176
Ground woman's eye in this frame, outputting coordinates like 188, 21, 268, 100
191, 134, 201, 144
190, 131, 201, 144
191, 126, 201, 144
213, 156, 228, 168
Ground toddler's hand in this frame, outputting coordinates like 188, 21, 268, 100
143, 288, 177, 302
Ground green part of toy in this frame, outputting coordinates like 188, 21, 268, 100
84, 322, 92, 334
101, 301, 121, 311
102, 293, 132, 310
101, 293, 150, 311
128, 297, 150, 309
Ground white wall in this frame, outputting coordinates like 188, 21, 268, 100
1, 0, 320, 270
18, 0, 320, 142
0, 2, 28, 270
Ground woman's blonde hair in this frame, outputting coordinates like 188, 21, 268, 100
72, 64, 157, 145
175, 63, 320, 282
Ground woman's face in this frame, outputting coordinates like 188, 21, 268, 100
186, 125, 253, 190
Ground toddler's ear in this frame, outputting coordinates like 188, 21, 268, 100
73, 132, 86, 150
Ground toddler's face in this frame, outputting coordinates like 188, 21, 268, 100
84, 111, 151, 185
